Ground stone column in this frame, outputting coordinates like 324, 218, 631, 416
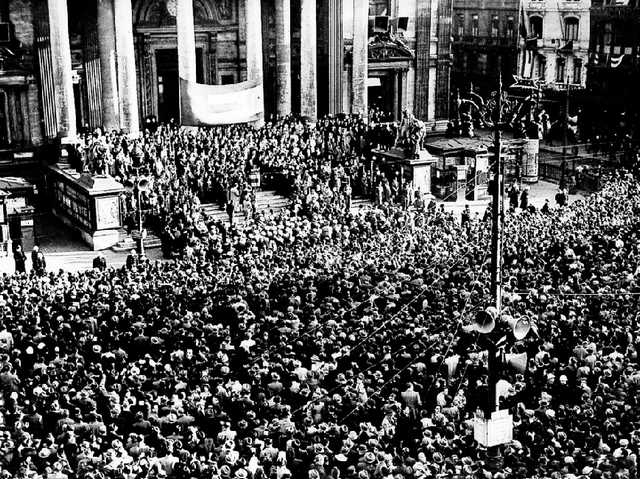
300, 0, 317, 120
47, 0, 76, 138
328, 0, 343, 114
351, 0, 368, 118
275, 0, 292, 116
114, 0, 140, 135
245, 0, 265, 126
97, 0, 120, 131
176, 0, 197, 84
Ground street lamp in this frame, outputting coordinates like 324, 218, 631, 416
123, 171, 149, 256
464, 73, 536, 471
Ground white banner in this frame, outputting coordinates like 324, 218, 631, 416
180, 78, 264, 126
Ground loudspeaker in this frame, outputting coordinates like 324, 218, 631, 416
444, 355, 460, 377
473, 306, 497, 334
374, 16, 389, 32
232, 301, 248, 314
505, 315, 531, 340
398, 16, 409, 32
505, 352, 528, 373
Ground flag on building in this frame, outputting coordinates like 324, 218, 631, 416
179, 78, 264, 126
610, 54, 625, 68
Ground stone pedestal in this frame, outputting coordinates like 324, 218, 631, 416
351, 0, 368, 117
47, 0, 77, 138
275, 0, 292, 116
114, 0, 140, 135
300, 0, 317, 120
48, 166, 124, 250
97, 0, 120, 131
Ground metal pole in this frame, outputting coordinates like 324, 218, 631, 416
136, 180, 145, 257
490, 74, 503, 315
486, 72, 504, 470
561, 73, 570, 189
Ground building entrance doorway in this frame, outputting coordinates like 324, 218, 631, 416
156, 48, 204, 123
367, 70, 403, 121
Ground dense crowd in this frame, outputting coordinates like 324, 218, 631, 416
3, 115, 640, 479
76, 115, 372, 255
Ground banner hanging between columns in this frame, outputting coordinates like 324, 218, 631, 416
179, 78, 264, 126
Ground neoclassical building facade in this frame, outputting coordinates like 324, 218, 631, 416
0, 0, 455, 154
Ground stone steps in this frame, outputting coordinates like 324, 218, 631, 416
111, 232, 163, 252
201, 190, 291, 224
351, 197, 375, 212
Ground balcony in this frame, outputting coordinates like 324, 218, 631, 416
453, 35, 518, 48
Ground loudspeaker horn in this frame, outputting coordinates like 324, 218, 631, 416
232, 301, 248, 314
444, 355, 460, 377
505, 352, 528, 373
506, 315, 531, 340
473, 306, 497, 334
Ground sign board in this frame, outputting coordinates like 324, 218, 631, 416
6, 197, 25, 215
456, 165, 467, 181
474, 410, 513, 447
522, 139, 540, 183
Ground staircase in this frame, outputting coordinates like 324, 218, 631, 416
201, 190, 290, 224
351, 196, 375, 212
111, 230, 163, 252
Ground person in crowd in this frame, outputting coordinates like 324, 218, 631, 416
520, 186, 529, 210
13, 244, 26, 274
31, 246, 46, 276
508, 182, 520, 210
93, 253, 107, 271
126, 249, 138, 269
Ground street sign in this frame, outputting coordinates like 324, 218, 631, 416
474, 410, 513, 447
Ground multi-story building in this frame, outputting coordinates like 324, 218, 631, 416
451, 0, 521, 97
0, 0, 454, 161
518, 0, 590, 88
587, 0, 640, 124
451, 0, 589, 100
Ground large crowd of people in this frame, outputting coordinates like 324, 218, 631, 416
2, 114, 640, 479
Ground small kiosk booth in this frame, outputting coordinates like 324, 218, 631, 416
0, 177, 38, 253
48, 166, 124, 250
423, 137, 493, 201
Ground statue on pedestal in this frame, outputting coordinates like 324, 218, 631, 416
395, 110, 427, 155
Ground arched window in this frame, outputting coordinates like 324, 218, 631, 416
530, 16, 543, 39
564, 17, 579, 41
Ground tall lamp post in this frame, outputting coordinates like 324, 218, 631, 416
467, 74, 535, 471
123, 170, 149, 256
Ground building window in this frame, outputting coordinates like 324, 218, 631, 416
221, 74, 235, 85
539, 56, 547, 80
472, 14, 479, 37
491, 15, 499, 36
573, 59, 582, 84
603, 22, 613, 49
478, 53, 488, 75
369, 0, 389, 16
457, 14, 465, 37
564, 17, 579, 41
506, 16, 515, 38
556, 58, 566, 82
530, 16, 543, 39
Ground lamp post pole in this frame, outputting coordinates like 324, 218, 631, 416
135, 178, 145, 257
486, 72, 504, 470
